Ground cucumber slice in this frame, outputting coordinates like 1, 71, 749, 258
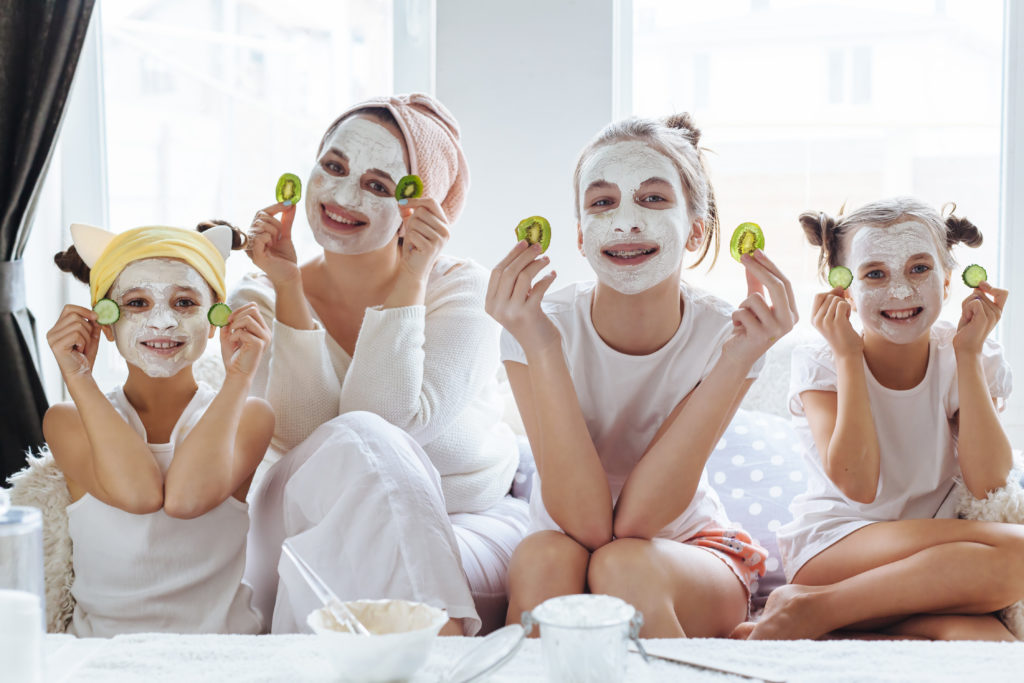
730, 222, 764, 262
515, 216, 551, 253
276, 173, 302, 204
827, 266, 853, 290
395, 175, 423, 200
962, 264, 987, 288
93, 298, 120, 325
208, 303, 232, 327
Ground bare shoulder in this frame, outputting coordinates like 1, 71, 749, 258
41, 402, 92, 494
42, 402, 87, 451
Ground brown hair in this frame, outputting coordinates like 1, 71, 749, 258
573, 112, 720, 269
799, 197, 983, 281
54, 220, 247, 286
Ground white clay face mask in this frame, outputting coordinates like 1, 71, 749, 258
108, 258, 213, 378
846, 220, 945, 344
578, 140, 689, 294
306, 117, 408, 255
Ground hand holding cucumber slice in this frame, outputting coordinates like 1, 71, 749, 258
515, 216, 551, 253
208, 303, 232, 327
828, 266, 853, 290
395, 175, 424, 201
93, 298, 120, 325
962, 264, 987, 288
730, 222, 764, 262
276, 173, 302, 204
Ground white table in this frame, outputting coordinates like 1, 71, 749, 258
43, 633, 1024, 682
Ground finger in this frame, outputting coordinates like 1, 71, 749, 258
527, 270, 558, 303
404, 218, 446, 248
404, 209, 450, 243
744, 264, 764, 299
731, 308, 767, 338
811, 292, 830, 319
404, 231, 431, 254
260, 201, 293, 216
743, 252, 794, 323
498, 244, 545, 301
751, 249, 799, 313
52, 329, 89, 355
62, 304, 99, 322
977, 282, 1008, 311
49, 316, 96, 342
397, 197, 448, 224
488, 241, 531, 302
279, 204, 296, 240
511, 257, 551, 302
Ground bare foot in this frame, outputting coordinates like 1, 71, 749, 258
745, 584, 832, 640
730, 621, 756, 639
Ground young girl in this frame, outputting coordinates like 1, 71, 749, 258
745, 197, 1021, 641
45, 222, 273, 636
231, 93, 525, 636
488, 114, 798, 637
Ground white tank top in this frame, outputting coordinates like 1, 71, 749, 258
67, 383, 264, 636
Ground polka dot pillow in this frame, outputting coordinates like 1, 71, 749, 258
707, 408, 807, 612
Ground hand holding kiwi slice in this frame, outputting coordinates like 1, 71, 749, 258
827, 266, 853, 290
395, 175, 424, 201
515, 216, 551, 253
730, 222, 764, 262
962, 264, 987, 288
276, 173, 302, 204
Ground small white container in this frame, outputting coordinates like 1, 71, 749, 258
307, 598, 448, 682
0, 491, 44, 683
525, 594, 643, 683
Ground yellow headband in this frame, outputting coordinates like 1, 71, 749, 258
88, 226, 227, 306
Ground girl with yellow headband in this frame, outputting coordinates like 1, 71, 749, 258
43, 221, 273, 636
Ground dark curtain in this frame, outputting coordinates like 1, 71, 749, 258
0, 0, 96, 480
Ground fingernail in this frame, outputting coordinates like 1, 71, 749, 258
397, 199, 408, 206
282, 200, 292, 207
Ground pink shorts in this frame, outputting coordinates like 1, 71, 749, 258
685, 526, 767, 605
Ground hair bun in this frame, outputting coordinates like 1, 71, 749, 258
664, 112, 702, 147
944, 214, 983, 249
197, 219, 247, 250
53, 245, 91, 285
798, 211, 834, 248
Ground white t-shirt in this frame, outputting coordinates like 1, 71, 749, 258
776, 321, 1012, 581
500, 280, 762, 541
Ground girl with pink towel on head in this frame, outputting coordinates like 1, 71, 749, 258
232, 93, 527, 636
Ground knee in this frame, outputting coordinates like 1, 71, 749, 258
510, 532, 589, 586
587, 538, 658, 596
328, 411, 398, 438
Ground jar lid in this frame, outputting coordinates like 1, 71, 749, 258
442, 623, 527, 682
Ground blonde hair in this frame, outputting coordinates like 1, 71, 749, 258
572, 113, 719, 269
799, 196, 983, 281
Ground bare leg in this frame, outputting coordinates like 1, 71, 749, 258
506, 531, 590, 635
439, 618, 464, 636
746, 519, 1024, 640
587, 538, 747, 638
884, 614, 1016, 642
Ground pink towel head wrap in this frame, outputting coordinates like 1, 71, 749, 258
319, 93, 470, 223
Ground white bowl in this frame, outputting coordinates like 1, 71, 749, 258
307, 599, 448, 682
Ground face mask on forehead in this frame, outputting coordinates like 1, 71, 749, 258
108, 258, 213, 378
578, 140, 690, 295
305, 116, 408, 255
846, 220, 945, 344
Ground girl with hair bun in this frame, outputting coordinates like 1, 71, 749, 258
45, 221, 272, 636
739, 197, 1022, 641
488, 112, 798, 637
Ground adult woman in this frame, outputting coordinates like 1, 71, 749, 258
231, 94, 525, 635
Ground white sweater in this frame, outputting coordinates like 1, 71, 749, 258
228, 255, 519, 514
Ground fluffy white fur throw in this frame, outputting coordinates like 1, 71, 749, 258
955, 464, 1024, 640
6, 447, 75, 633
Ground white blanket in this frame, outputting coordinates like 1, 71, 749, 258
44, 633, 1024, 682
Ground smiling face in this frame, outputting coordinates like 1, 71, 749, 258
305, 115, 409, 255
577, 140, 691, 294
845, 220, 947, 344
107, 258, 214, 377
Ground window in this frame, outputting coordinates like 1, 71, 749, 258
633, 0, 1003, 324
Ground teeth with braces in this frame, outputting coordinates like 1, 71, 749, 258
606, 248, 656, 258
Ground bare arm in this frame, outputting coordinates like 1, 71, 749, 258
953, 281, 1012, 497
248, 202, 316, 331
614, 249, 798, 538
165, 304, 274, 518
44, 305, 162, 513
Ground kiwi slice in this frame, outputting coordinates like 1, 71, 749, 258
276, 173, 302, 204
93, 298, 120, 325
828, 266, 853, 290
515, 216, 551, 253
395, 175, 424, 201
208, 303, 232, 327
730, 222, 765, 262
962, 264, 987, 288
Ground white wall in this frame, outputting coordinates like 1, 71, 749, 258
435, 0, 621, 285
